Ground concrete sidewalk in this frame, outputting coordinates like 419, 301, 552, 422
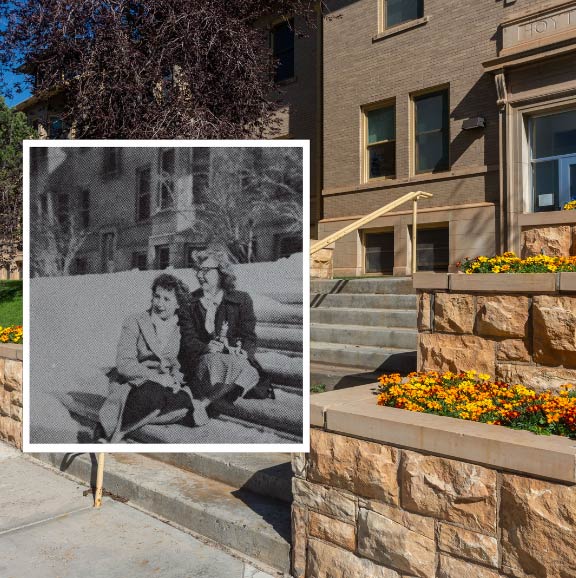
0, 443, 279, 578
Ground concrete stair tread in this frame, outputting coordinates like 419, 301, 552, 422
312, 306, 417, 313
33, 452, 291, 572
148, 452, 292, 503
311, 322, 417, 333
311, 341, 414, 353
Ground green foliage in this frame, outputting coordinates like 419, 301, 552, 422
0, 280, 23, 326
0, 97, 34, 173
311, 383, 326, 394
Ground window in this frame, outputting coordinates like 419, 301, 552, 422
57, 193, 69, 226
414, 89, 449, 174
74, 257, 88, 275
155, 245, 170, 270
49, 117, 65, 139
80, 189, 90, 228
277, 235, 302, 259
530, 109, 576, 212
102, 148, 121, 177
136, 166, 152, 221
271, 19, 295, 83
385, 0, 423, 28
192, 149, 210, 204
158, 148, 175, 210
411, 226, 449, 272
364, 231, 394, 274
365, 104, 396, 180
131, 252, 148, 271
101, 232, 115, 272
186, 245, 207, 268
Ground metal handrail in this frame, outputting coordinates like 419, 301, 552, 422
310, 190, 433, 274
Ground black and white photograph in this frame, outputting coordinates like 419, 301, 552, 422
23, 141, 309, 451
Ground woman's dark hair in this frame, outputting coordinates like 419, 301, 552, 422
151, 274, 190, 309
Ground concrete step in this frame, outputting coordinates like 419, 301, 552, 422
149, 453, 292, 503
32, 452, 291, 573
310, 362, 383, 390
255, 350, 303, 389
311, 341, 417, 373
311, 292, 417, 310
311, 277, 415, 295
310, 307, 417, 328
257, 323, 302, 353
311, 323, 418, 350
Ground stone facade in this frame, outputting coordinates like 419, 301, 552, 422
418, 275, 576, 392
310, 246, 334, 279
0, 345, 23, 449
293, 427, 576, 578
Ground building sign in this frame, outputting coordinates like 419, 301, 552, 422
502, 2, 576, 55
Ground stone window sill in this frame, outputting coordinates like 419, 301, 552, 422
311, 383, 576, 482
372, 16, 429, 43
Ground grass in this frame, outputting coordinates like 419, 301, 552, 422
311, 384, 327, 394
0, 281, 23, 326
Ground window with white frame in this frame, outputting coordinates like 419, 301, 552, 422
158, 148, 175, 210
136, 166, 152, 221
385, 0, 423, 29
530, 109, 576, 212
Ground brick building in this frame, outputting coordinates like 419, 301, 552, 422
320, 0, 576, 276
17, 2, 576, 276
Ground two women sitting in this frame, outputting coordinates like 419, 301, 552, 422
98, 250, 263, 443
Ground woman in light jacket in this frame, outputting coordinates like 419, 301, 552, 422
99, 273, 203, 443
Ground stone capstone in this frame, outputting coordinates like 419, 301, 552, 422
418, 333, 495, 376
309, 511, 356, 551
292, 477, 356, 522
307, 538, 400, 578
438, 554, 501, 578
308, 429, 400, 505
496, 339, 530, 362
417, 293, 431, 332
475, 295, 529, 338
522, 225, 572, 258
434, 293, 475, 334
438, 523, 498, 567
357, 508, 436, 578
400, 451, 497, 534
533, 295, 576, 368
500, 474, 576, 578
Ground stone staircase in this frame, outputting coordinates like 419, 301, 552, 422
311, 278, 418, 389
33, 451, 293, 574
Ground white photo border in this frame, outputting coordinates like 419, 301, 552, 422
23, 139, 310, 453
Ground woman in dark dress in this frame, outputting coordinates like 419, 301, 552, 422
178, 251, 261, 421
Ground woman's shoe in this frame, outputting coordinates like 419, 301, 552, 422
192, 399, 210, 427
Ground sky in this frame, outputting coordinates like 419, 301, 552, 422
4, 69, 31, 107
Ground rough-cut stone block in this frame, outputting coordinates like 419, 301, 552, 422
476, 295, 529, 338
4, 359, 22, 391
292, 477, 356, 522
0, 415, 21, 448
292, 452, 307, 479
307, 538, 400, 578
358, 499, 435, 540
438, 523, 498, 567
357, 508, 435, 578
533, 295, 576, 368
311, 248, 334, 279
496, 339, 530, 362
522, 225, 571, 258
434, 293, 475, 334
309, 511, 356, 551
501, 474, 576, 578
0, 386, 10, 416
496, 364, 576, 394
10, 403, 21, 422
419, 333, 495, 376
10, 387, 22, 408
308, 429, 399, 505
291, 505, 307, 578
417, 293, 431, 332
438, 554, 501, 578
0, 358, 6, 386
400, 451, 497, 534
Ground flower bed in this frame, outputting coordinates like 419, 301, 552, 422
377, 370, 576, 438
459, 251, 576, 274
0, 325, 23, 344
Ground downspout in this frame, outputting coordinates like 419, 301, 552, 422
495, 70, 508, 253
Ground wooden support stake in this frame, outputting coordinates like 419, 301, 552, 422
94, 452, 105, 509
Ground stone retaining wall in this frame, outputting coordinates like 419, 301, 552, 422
415, 273, 576, 392
292, 425, 576, 578
0, 344, 23, 448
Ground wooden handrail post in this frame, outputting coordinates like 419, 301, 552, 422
310, 191, 433, 256
412, 198, 418, 275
